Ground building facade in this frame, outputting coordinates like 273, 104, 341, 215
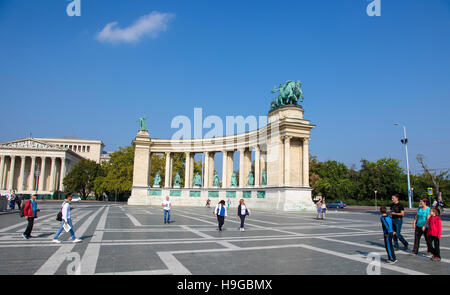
0, 137, 105, 196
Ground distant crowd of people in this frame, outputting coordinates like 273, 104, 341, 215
0, 191, 25, 211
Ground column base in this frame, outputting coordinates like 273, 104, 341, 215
128, 186, 315, 212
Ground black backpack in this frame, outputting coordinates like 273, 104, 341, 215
56, 202, 65, 221
19, 200, 29, 218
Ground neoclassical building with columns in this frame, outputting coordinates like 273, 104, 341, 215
0, 137, 105, 196
129, 105, 316, 211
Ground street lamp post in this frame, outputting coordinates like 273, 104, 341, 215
394, 123, 412, 209
35, 165, 40, 195
374, 190, 378, 210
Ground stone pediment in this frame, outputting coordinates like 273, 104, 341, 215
0, 139, 65, 151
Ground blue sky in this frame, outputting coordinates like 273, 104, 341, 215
0, 0, 449, 174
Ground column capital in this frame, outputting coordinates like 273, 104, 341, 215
283, 135, 293, 141
303, 137, 310, 143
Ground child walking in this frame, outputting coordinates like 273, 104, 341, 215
427, 208, 442, 261
380, 206, 398, 264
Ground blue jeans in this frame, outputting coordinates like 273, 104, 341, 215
54, 219, 76, 240
392, 218, 408, 247
164, 210, 170, 223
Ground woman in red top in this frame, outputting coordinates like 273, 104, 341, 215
427, 208, 442, 261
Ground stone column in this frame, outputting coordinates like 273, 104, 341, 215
222, 151, 228, 188
131, 130, 151, 188
227, 151, 234, 187
0, 156, 5, 190
284, 136, 292, 186
59, 158, 66, 191
208, 152, 215, 187
49, 157, 56, 192
39, 157, 47, 192
254, 145, 260, 187
164, 152, 172, 188
184, 152, 191, 188
29, 157, 36, 191
244, 149, 252, 185
189, 153, 194, 187
204, 152, 210, 188
239, 148, 245, 187
303, 138, 309, 187
8, 156, 16, 190
18, 156, 26, 192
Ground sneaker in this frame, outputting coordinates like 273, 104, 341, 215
73, 238, 82, 243
52, 239, 61, 244
403, 244, 409, 251
242, 228, 245, 232
22, 233, 29, 240
386, 259, 398, 264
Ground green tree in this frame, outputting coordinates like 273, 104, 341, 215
63, 159, 102, 199
357, 158, 406, 202
94, 146, 134, 199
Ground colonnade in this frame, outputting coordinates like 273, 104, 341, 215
149, 135, 309, 189
0, 155, 69, 193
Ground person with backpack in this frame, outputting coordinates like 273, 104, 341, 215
52, 193, 82, 243
380, 206, 398, 264
22, 194, 40, 239
237, 199, 250, 231
214, 200, 227, 232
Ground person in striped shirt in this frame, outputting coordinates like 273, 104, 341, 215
380, 206, 398, 264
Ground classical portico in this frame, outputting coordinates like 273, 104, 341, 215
0, 139, 82, 195
129, 104, 316, 211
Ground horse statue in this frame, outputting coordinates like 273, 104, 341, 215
270, 81, 304, 110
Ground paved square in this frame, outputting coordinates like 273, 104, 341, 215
0, 202, 449, 275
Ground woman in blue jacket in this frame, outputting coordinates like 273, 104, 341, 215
214, 200, 227, 232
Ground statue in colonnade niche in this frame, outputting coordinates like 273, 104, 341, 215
173, 172, 181, 188
230, 172, 238, 188
262, 168, 267, 186
193, 172, 202, 188
213, 172, 220, 187
153, 171, 161, 188
247, 171, 254, 186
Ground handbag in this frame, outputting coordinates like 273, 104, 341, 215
56, 202, 64, 221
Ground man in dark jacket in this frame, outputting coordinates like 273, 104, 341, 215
22, 194, 39, 239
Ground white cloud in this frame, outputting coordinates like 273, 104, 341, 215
96, 11, 174, 44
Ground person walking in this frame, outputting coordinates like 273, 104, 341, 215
214, 200, 227, 232
162, 196, 172, 224
52, 193, 82, 243
380, 206, 398, 264
390, 194, 409, 250
237, 199, 250, 231
22, 194, 40, 239
9, 191, 16, 210
427, 208, 442, 261
227, 198, 231, 210
316, 200, 322, 220
321, 200, 327, 220
412, 198, 432, 256
16, 194, 23, 210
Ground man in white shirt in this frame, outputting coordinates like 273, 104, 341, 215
162, 196, 172, 224
52, 193, 82, 243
